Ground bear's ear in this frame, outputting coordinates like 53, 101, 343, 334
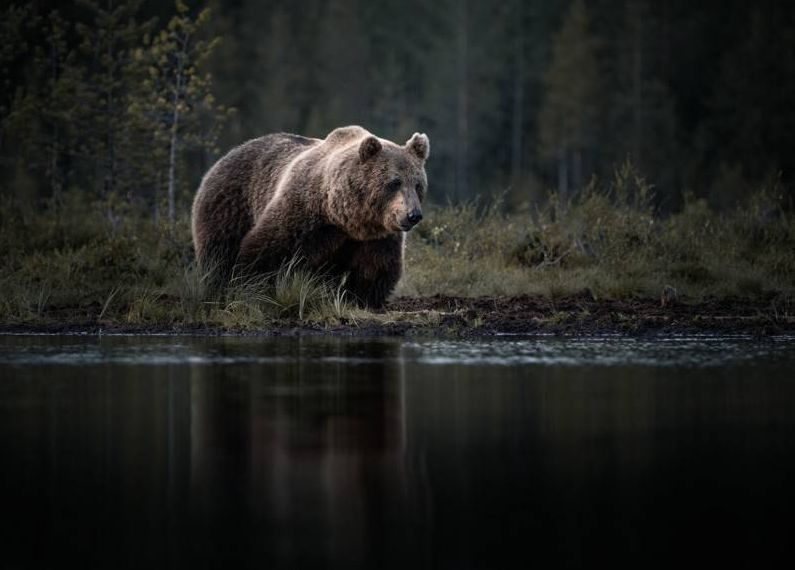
406, 133, 430, 161
359, 136, 382, 162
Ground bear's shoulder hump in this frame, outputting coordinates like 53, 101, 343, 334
324, 125, 370, 146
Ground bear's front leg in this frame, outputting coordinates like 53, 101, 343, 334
344, 234, 404, 309
238, 208, 349, 278
237, 210, 296, 277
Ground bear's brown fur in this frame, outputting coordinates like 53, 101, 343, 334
191, 126, 429, 308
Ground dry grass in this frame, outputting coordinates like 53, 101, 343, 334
400, 163, 794, 302
1, 163, 793, 328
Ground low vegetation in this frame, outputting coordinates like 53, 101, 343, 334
401, 164, 795, 302
1, 164, 793, 330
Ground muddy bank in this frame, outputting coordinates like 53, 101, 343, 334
1, 294, 792, 337
389, 293, 794, 336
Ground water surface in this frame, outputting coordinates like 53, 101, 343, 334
1, 334, 794, 568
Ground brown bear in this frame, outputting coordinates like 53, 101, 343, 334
191, 125, 429, 308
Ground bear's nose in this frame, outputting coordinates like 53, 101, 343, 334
407, 210, 423, 226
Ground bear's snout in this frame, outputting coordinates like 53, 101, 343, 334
401, 209, 423, 231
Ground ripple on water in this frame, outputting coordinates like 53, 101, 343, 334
0, 334, 793, 368
404, 336, 795, 368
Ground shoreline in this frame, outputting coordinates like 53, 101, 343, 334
1, 294, 792, 338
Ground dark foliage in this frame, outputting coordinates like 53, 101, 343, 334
1, 0, 794, 214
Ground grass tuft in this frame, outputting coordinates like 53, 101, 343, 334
1, 164, 793, 329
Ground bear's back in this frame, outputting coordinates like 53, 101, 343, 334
248, 132, 319, 181
236, 133, 321, 212
193, 133, 320, 245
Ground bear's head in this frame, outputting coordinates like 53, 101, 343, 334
326, 130, 429, 241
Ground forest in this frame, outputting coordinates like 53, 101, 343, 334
3, 0, 795, 213
1, 0, 793, 332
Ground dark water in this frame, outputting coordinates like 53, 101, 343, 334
1, 334, 794, 569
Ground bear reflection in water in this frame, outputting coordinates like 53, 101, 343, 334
187, 338, 425, 566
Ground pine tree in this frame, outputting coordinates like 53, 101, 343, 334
604, 1, 677, 197
35, 11, 84, 199
705, 5, 795, 203
454, 0, 469, 200
538, 0, 601, 199
0, 4, 40, 201
3, 9, 85, 201
133, 1, 231, 221
510, 0, 526, 188
0, 4, 34, 152
75, 0, 153, 202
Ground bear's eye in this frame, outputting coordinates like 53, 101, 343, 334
386, 178, 401, 192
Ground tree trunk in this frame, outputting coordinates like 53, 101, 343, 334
630, 2, 643, 164
48, 37, 62, 201
50, 137, 61, 200
104, 1, 115, 203
153, 170, 161, 225
104, 99, 115, 201
510, 0, 524, 190
557, 147, 568, 202
167, 108, 179, 222
573, 148, 583, 193
167, 49, 185, 223
455, 0, 468, 201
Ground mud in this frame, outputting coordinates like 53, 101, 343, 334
1, 294, 792, 337
389, 293, 794, 336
